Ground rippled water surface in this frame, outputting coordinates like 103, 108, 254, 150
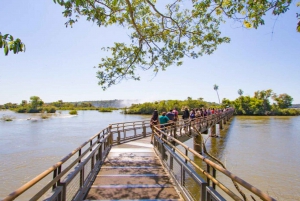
1, 111, 299, 200
185, 115, 300, 200
0, 110, 150, 200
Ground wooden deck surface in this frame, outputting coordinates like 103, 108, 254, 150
84, 137, 183, 201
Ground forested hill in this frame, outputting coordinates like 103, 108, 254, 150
70, 100, 139, 108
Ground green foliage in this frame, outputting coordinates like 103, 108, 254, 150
69, 110, 78, 115
98, 107, 113, 112
49, 100, 98, 110
15, 107, 27, 113
253, 89, 273, 111
213, 84, 220, 104
3, 102, 18, 109
271, 105, 300, 116
43, 106, 57, 113
125, 98, 220, 115
226, 89, 298, 116
30, 96, 44, 110
5, 97, 123, 113
272, 93, 293, 109
27, 108, 42, 113
0, 32, 26, 56
237, 89, 243, 96
53, 0, 296, 90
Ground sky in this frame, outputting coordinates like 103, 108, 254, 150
0, 1, 299, 105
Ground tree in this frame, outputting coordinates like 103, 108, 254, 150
51, 0, 296, 90
0, 33, 25, 56
238, 89, 244, 96
213, 84, 220, 104
21, 100, 28, 106
29, 96, 44, 110
254, 89, 273, 111
222, 98, 232, 108
273, 93, 293, 109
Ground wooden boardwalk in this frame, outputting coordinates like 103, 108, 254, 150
85, 137, 183, 200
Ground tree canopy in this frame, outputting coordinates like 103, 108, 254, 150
52, 0, 297, 90
222, 89, 298, 115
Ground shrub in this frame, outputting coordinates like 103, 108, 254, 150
69, 110, 78, 115
43, 106, 56, 113
28, 108, 42, 113
15, 107, 27, 113
98, 108, 113, 112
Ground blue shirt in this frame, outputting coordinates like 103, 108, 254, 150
159, 115, 169, 124
166, 112, 175, 120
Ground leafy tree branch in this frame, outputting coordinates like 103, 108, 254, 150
2, 0, 293, 89
0, 33, 26, 56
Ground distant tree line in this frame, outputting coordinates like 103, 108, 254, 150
0, 97, 119, 113
0, 96, 57, 113
124, 97, 220, 115
1, 91, 299, 116
222, 89, 299, 116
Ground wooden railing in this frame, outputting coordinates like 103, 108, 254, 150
152, 123, 276, 201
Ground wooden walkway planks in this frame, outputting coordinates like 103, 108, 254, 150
85, 137, 183, 201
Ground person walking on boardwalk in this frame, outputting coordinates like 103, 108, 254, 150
166, 109, 176, 137
172, 108, 179, 121
159, 112, 170, 137
182, 107, 190, 120
150, 110, 159, 144
190, 109, 196, 119
181, 107, 190, 134
166, 110, 175, 121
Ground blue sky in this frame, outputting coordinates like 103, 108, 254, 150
0, 1, 299, 105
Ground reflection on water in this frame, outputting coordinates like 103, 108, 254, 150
0, 111, 299, 200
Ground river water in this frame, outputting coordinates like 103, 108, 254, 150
0, 110, 299, 200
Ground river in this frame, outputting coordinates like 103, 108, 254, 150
0, 110, 299, 200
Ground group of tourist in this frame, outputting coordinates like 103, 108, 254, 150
183, 107, 228, 120
150, 107, 230, 143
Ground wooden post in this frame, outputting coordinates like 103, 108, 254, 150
142, 122, 146, 137
194, 134, 203, 154
219, 119, 223, 129
117, 131, 121, 144
211, 124, 216, 136
109, 125, 113, 145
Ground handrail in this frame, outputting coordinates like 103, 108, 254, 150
2, 127, 110, 201
152, 117, 276, 201
158, 136, 242, 201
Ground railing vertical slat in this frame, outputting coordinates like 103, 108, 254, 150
207, 164, 211, 186
52, 169, 57, 190
213, 168, 216, 189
